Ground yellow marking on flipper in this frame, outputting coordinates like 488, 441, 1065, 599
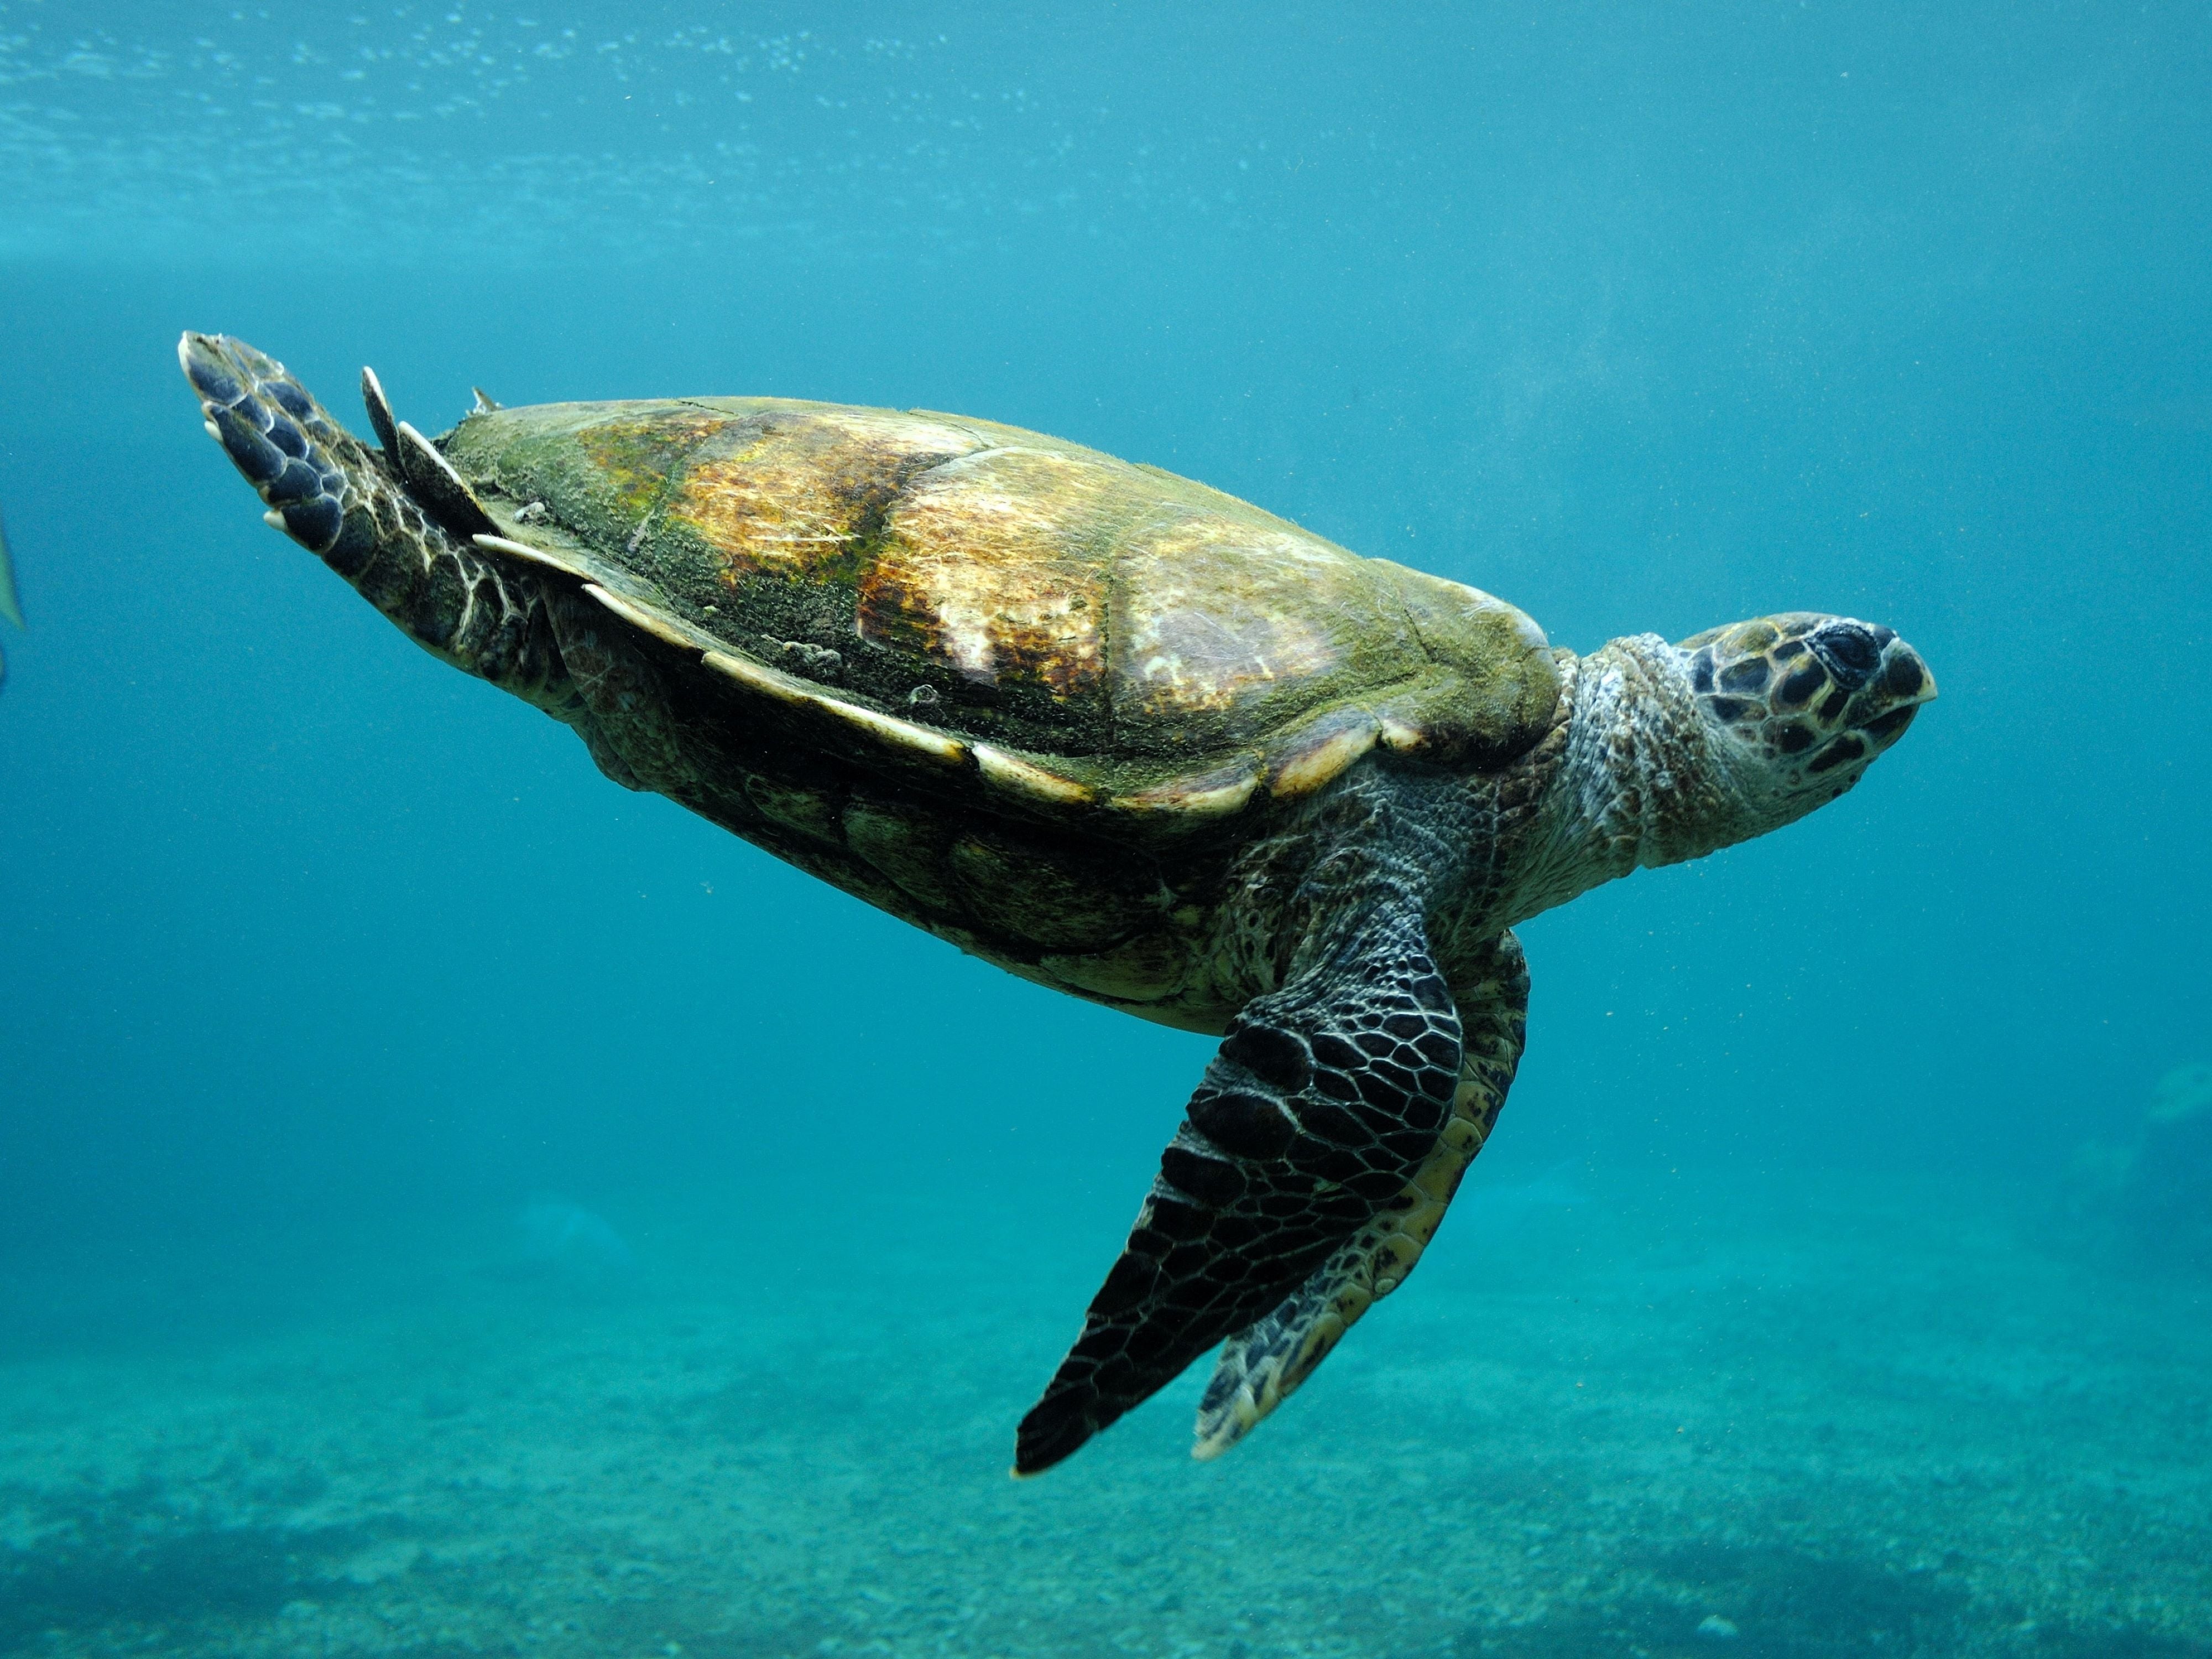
701, 649, 971, 769
974, 743, 1095, 808
582, 583, 701, 654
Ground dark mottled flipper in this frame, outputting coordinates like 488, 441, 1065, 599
179, 332, 567, 709
1014, 891, 1463, 1476
1193, 932, 1529, 1457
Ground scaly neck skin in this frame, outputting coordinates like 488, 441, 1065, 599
1504, 634, 1743, 926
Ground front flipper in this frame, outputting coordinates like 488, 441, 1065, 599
1193, 931, 1529, 1458
1014, 892, 1463, 1476
179, 332, 567, 712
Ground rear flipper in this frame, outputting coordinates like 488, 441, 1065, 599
179, 332, 570, 712
1193, 931, 1528, 1457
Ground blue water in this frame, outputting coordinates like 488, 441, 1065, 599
3, 4, 2209, 1655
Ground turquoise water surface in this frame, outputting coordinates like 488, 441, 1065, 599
3, 4, 2209, 1656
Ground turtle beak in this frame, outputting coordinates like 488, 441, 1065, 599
1851, 636, 1936, 752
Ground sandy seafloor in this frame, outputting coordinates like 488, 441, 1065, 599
3, 1169, 2207, 1659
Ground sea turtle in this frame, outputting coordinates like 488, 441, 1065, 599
179, 332, 1936, 1475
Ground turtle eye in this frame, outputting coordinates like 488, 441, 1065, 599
1809, 622, 1880, 690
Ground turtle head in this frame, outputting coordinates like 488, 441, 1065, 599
1512, 611, 1934, 919
1673, 611, 1936, 845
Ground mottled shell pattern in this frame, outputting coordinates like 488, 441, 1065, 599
439, 398, 1561, 825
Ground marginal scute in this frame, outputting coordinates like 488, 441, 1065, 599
473, 531, 591, 581
974, 744, 1095, 809
702, 646, 803, 702
1267, 707, 1382, 797
395, 420, 498, 540
1376, 716, 1422, 753
359, 366, 400, 458
1107, 758, 1260, 824
820, 695, 971, 768
701, 648, 971, 770
1378, 561, 1559, 764
584, 583, 701, 654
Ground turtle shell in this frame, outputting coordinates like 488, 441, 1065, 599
440, 398, 1559, 827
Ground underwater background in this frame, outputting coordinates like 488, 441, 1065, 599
2, 3, 2210, 1655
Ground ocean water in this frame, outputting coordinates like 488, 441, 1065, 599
2, 3, 2209, 1655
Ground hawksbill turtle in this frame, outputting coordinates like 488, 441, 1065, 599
179, 333, 1936, 1475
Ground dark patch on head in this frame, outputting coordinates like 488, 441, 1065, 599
1860, 703, 1917, 745
1882, 651, 1926, 698
1775, 638, 1809, 661
1807, 734, 1867, 774
1777, 615, 1820, 637
1776, 662, 1826, 708
1775, 722, 1815, 755
1718, 658, 1771, 694
1818, 688, 1851, 723
1691, 648, 1715, 693
1707, 696, 1752, 723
